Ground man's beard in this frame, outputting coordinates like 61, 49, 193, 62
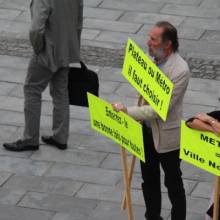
148, 47, 165, 61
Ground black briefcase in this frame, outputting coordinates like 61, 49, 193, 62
68, 61, 99, 107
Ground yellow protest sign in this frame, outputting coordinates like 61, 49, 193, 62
122, 38, 174, 121
87, 93, 145, 162
180, 120, 220, 176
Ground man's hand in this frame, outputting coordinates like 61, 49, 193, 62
112, 102, 127, 113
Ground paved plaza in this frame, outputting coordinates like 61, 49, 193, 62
0, 0, 220, 219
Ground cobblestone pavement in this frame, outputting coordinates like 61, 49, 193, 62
0, 0, 220, 220
1, 37, 220, 80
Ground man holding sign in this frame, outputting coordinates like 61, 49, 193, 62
113, 21, 190, 220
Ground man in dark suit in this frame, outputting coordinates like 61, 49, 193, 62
3, 0, 83, 151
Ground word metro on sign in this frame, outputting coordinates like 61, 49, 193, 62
180, 121, 220, 176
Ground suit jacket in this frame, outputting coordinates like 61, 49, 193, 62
127, 52, 190, 153
30, 0, 83, 72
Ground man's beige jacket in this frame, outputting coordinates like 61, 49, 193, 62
127, 52, 190, 153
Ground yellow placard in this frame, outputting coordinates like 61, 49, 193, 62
122, 38, 174, 121
180, 120, 220, 176
87, 93, 145, 162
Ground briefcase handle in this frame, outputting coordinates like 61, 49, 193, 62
79, 61, 88, 71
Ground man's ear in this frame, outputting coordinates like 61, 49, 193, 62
164, 40, 172, 50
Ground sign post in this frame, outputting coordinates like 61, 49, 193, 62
213, 177, 220, 220
87, 93, 145, 220
180, 121, 220, 220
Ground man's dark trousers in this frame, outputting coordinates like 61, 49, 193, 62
140, 124, 186, 220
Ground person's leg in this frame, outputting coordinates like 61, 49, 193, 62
49, 67, 69, 144
23, 57, 53, 145
140, 124, 162, 220
160, 150, 186, 220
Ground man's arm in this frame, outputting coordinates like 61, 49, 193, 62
29, 0, 51, 54
127, 70, 190, 121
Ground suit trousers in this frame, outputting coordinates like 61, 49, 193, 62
140, 124, 186, 220
23, 56, 69, 145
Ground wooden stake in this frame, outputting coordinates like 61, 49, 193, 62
213, 176, 220, 220
120, 147, 134, 220
121, 155, 136, 210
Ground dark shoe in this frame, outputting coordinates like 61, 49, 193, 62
41, 136, 67, 150
3, 140, 39, 152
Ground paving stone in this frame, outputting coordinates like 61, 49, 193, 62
0, 67, 26, 83
0, 109, 52, 127
51, 212, 90, 220
96, 31, 146, 46
119, 173, 197, 196
82, 28, 100, 40
180, 39, 220, 57
0, 8, 21, 20
119, 12, 185, 26
161, 4, 220, 18
41, 100, 91, 121
186, 196, 210, 214
0, 188, 25, 205
84, 39, 125, 50
0, 124, 18, 141
178, 27, 205, 40
84, 7, 123, 20
182, 17, 220, 31
0, 155, 51, 176
100, 0, 164, 13
188, 78, 220, 93
186, 212, 206, 220
0, 171, 12, 186
0, 55, 28, 69
120, 0, 202, 6
84, 0, 103, 7
0, 96, 23, 112
19, 191, 98, 214
99, 80, 120, 94
191, 182, 213, 198
69, 119, 94, 135
186, 52, 220, 62
83, 18, 142, 34
4, 175, 83, 196
45, 163, 121, 185
201, 30, 220, 42
77, 183, 146, 206
0, 204, 54, 220
100, 153, 140, 173
0, 0, 30, 10
0, 20, 29, 39
181, 161, 214, 182
200, 0, 220, 8
0, 82, 18, 96
76, 183, 124, 203
183, 103, 216, 120
115, 82, 139, 98
9, 84, 52, 101
98, 66, 126, 83
31, 146, 107, 167
69, 133, 120, 153
0, 143, 33, 159
184, 90, 218, 106
15, 10, 30, 23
